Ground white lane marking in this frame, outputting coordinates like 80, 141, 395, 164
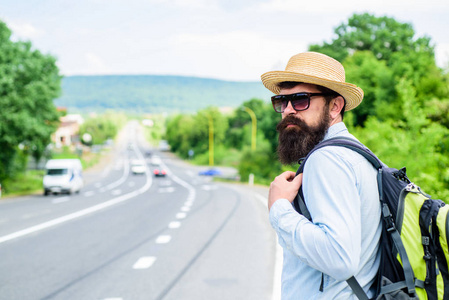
253, 193, 281, 300
272, 242, 283, 300
133, 256, 157, 269
158, 187, 175, 193
255, 194, 267, 209
201, 184, 218, 191
83, 191, 95, 197
185, 170, 195, 177
162, 162, 196, 204
181, 206, 190, 212
0, 162, 152, 245
52, 197, 70, 204
184, 200, 194, 207
104, 157, 130, 190
155, 235, 171, 244
111, 189, 122, 196
158, 180, 172, 186
176, 212, 187, 219
168, 221, 181, 229
114, 159, 122, 170
101, 164, 111, 178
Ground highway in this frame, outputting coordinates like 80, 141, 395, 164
0, 122, 279, 300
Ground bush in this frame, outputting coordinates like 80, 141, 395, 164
238, 140, 282, 185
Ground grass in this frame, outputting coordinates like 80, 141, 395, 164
1, 170, 45, 198
1, 148, 105, 198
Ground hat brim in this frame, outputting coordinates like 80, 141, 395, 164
261, 71, 364, 111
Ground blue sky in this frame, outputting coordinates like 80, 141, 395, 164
1, 0, 448, 81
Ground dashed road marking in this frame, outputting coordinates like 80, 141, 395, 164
156, 235, 172, 244
133, 256, 157, 269
84, 191, 95, 197
181, 206, 190, 212
176, 212, 187, 219
158, 187, 175, 193
111, 189, 122, 196
168, 221, 181, 229
52, 197, 70, 204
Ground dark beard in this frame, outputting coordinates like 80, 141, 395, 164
276, 108, 331, 165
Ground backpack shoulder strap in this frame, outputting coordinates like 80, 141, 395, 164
294, 136, 382, 219
293, 137, 383, 299
296, 136, 382, 175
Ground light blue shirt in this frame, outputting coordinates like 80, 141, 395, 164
269, 122, 382, 300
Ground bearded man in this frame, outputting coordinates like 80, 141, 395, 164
261, 52, 382, 299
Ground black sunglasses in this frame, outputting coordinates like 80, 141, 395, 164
271, 92, 334, 113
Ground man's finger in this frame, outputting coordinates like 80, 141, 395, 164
281, 171, 296, 181
292, 173, 303, 186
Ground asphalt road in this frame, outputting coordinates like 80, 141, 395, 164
0, 122, 278, 300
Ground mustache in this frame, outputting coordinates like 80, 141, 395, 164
276, 115, 307, 132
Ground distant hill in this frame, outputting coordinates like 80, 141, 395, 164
56, 75, 272, 114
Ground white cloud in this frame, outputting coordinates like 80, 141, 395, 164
435, 43, 449, 69
80, 53, 111, 75
8, 21, 44, 39
258, 0, 448, 14
170, 31, 308, 80
150, 0, 220, 10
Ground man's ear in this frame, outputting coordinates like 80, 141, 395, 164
329, 96, 345, 119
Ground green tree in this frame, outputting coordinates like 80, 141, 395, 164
165, 114, 196, 157
191, 107, 229, 160
238, 139, 282, 184
354, 79, 449, 199
227, 98, 270, 149
343, 51, 395, 125
309, 13, 432, 63
310, 13, 448, 125
79, 112, 125, 145
0, 20, 61, 183
165, 107, 229, 164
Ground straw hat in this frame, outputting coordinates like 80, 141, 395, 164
261, 52, 364, 111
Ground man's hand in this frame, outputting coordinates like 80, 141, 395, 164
268, 171, 303, 211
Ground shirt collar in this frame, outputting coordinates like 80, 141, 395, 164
297, 122, 349, 165
323, 122, 348, 141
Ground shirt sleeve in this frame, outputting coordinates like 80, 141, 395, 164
269, 148, 361, 281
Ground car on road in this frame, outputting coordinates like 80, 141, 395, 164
198, 168, 222, 176
43, 159, 83, 195
159, 140, 170, 151
150, 156, 162, 166
131, 160, 146, 175
153, 169, 167, 177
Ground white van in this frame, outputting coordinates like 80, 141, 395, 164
43, 159, 83, 195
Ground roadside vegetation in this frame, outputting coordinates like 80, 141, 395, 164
1, 112, 125, 197
165, 13, 449, 199
1, 13, 448, 200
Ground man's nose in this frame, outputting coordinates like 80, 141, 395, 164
283, 100, 296, 115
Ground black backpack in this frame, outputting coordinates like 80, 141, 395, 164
294, 136, 449, 300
